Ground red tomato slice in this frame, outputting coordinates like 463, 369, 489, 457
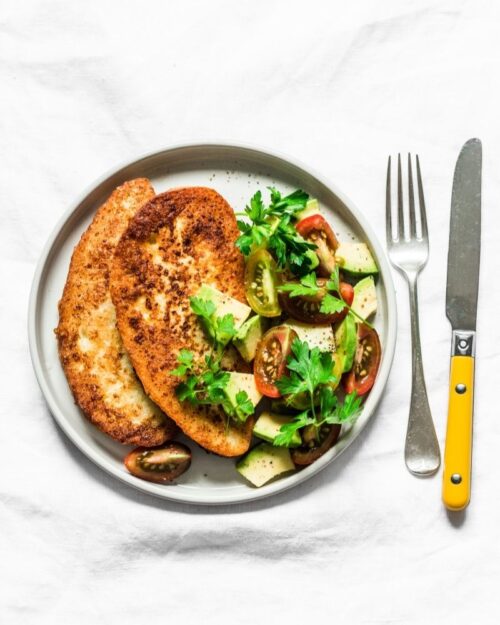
339, 282, 354, 307
343, 324, 381, 396
279, 279, 353, 325
296, 214, 339, 277
254, 326, 298, 398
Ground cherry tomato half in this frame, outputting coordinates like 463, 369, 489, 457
339, 282, 354, 307
254, 326, 298, 398
245, 249, 281, 317
291, 423, 341, 466
124, 443, 192, 483
279, 279, 353, 325
296, 215, 339, 277
343, 324, 381, 396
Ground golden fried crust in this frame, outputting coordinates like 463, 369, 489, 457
110, 187, 254, 457
56, 179, 177, 446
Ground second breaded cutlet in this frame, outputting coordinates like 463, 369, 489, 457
56, 179, 177, 446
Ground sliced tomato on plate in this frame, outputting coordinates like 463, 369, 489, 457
343, 324, 381, 396
253, 326, 298, 398
296, 214, 339, 277
291, 423, 341, 466
124, 443, 192, 483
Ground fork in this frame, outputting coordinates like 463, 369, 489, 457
386, 154, 441, 476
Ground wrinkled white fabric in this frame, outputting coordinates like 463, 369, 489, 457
2, 1, 500, 623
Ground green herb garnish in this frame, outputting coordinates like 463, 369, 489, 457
171, 299, 253, 423
189, 296, 237, 349
273, 339, 362, 447
236, 188, 316, 275
277, 267, 373, 327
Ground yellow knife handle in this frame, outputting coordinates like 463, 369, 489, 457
442, 354, 475, 510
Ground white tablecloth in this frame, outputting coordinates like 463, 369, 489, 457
2, 1, 500, 623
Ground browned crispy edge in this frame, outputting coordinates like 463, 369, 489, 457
56, 179, 177, 446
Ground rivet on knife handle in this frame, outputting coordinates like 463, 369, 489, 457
442, 332, 475, 510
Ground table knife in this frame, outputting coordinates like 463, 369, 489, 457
442, 138, 482, 511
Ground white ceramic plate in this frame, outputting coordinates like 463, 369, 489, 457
28, 143, 397, 505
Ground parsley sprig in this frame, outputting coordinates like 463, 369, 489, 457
189, 296, 237, 349
277, 266, 373, 327
273, 339, 362, 447
236, 188, 317, 276
171, 298, 254, 423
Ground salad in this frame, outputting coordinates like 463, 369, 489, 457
158, 187, 381, 488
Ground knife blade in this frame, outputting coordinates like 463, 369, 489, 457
442, 138, 482, 511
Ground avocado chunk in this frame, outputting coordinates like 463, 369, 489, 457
224, 372, 262, 422
253, 412, 302, 447
194, 285, 251, 343
236, 443, 295, 487
296, 198, 321, 221
232, 315, 268, 362
284, 320, 335, 352
351, 276, 377, 320
335, 314, 357, 372
335, 242, 378, 276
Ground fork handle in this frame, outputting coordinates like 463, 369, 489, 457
404, 276, 441, 476
442, 332, 475, 510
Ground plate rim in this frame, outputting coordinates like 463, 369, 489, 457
28, 141, 397, 506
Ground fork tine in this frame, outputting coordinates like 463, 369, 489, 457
386, 156, 393, 244
416, 155, 428, 241
397, 153, 405, 241
407, 154, 417, 239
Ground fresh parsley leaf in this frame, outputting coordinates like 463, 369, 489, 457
189, 297, 237, 348
236, 188, 314, 271
276, 339, 338, 403
278, 270, 346, 314
278, 268, 373, 328
322, 390, 362, 425
235, 191, 272, 255
236, 223, 271, 255
190, 297, 216, 321
172, 341, 254, 424
338, 391, 363, 422
171, 349, 195, 376
230, 390, 255, 423
214, 314, 237, 346
235, 230, 255, 256
175, 376, 199, 403
274, 411, 314, 447
269, 186, 282, 206
320, 293, 346, 315
277, 272, 321, 297
267, 187, 309, 218
326, 265, 340, 294
268, 217, 316, 274
247, 189, 266, 221
174, 358, 233, 411
319, 385, 338, 417
276, 370, 309, 398
205, 375, 230, 404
